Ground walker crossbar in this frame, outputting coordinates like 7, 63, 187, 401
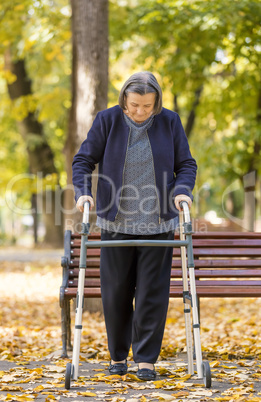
84, 239, 189, 248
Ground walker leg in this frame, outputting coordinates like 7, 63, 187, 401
180, 202, 212, 388
186, 233, 203, 378
179, 211, 194, 375
71, 265, 86, 380
187, 238, 211, 385
64, 264, 85, 387
64, 202, 90, 388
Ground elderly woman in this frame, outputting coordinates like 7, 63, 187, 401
72, 71, 197, 381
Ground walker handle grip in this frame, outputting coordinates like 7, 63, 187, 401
83, 202, 90, 225
179, 201, 191, 223
179, 200, 188, 209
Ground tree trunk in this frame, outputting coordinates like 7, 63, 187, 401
243, 172, 256, 232
64, 0, 109, 312
4, 51, 63, 247
173, 93, 179, 114
31, 193, 38, 244
64, 0, 109, 232
185, 86, 203, 138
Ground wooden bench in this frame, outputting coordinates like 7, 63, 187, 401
60, 230, 261, 357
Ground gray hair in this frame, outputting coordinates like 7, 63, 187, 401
119, 71, 162, 115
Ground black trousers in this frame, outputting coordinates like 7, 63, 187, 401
100, 229, 174, 364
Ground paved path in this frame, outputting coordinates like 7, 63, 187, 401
1, 354, 261, 401
0, 247, 63, 262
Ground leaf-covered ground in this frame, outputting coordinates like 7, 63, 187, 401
1, 259, 261, 401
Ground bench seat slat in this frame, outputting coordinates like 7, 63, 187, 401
68, 258, 261, 269
193, 269, 261, 278
169, 287, 261, 297
68, 268, 261, 279
180, 232, 261, 239
192, 260, 261, 268
67, 278, 261, 288
64, 286, 261, 298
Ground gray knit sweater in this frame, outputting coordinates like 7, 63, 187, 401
96, 113, 177, 234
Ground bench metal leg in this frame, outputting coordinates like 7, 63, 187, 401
67, 300, 72, 351
61, 230, 72, 358
61, 301, 68, 358
61, 299, 72, 357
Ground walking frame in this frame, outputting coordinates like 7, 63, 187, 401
65, 201, 212, 389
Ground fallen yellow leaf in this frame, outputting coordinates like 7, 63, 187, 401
0, 386, 23, 392
210, 360, 221, 367
122, 373, 143, 382
174, 391, 190, 397
5, 395, 35, 402
33, 385, 45, 392
77, 391, 97, 397
153, 380, 168, 388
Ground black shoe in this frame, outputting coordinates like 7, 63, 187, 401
109, 361, 128, 375
137, 368, 156, 381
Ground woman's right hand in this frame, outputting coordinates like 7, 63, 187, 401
76, 195, 94, 212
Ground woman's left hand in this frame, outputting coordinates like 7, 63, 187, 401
174, 194, 192, 211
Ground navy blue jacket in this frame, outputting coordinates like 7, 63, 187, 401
72, 105, 197, 222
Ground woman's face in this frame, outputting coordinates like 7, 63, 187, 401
124, 92, 156, 123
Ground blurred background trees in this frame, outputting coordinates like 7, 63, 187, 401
110, 0, 261, 231
0, 0, 260, 246
0, 0, 71, 246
